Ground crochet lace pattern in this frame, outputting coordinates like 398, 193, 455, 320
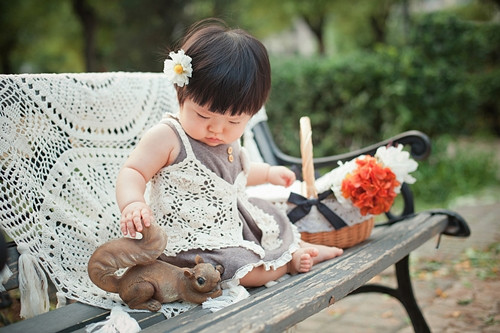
0, 73, 196, 317
150, 118, 283, 259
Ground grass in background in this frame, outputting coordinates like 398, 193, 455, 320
411, 136, 500, 208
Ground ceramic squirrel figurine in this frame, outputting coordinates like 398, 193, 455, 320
87, 221, 224, 311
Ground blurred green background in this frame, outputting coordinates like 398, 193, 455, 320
1, 0, 499, 206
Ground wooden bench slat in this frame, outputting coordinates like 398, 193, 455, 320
0, 303, 108, 333
141, 213, 448, 333
1, 301, 177, 333
1, 213, 448, 333
67, 310, 167, 333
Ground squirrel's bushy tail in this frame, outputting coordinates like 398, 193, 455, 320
87, 222, 168, 293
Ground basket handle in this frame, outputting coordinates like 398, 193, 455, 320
299, 116, 318, 199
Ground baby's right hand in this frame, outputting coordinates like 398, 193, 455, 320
120, 202, 153, 237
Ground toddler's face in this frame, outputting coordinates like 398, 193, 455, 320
179, 98, 251, 146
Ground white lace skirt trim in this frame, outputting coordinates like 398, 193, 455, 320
221, 224, 302, 289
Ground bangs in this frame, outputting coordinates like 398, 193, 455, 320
191, 48, 268, 116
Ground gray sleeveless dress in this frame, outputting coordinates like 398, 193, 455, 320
157, 117, 300, 286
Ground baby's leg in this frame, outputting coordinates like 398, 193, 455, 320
240, 265, 288, 287
240, 248, 320, 287
239, 243, 343, 287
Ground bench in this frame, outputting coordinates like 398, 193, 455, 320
0, 73, 470, 332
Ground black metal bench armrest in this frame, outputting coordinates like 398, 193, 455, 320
252, 121, 431, 219
377, 209, 471, 239
252, 121, 431, 168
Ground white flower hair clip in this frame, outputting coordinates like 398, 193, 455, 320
163, 49, 192, 87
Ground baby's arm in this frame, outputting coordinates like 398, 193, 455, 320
246, 162, 296, 187
116, 124, 179, 237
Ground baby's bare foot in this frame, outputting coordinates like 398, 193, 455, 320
288, 247, 319, 275
307, 243, 343, 265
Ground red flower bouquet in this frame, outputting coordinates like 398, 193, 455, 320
341, 156, 400, 216
324, 144, 418, 218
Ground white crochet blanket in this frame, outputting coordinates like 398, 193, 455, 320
0, 73, 203, 318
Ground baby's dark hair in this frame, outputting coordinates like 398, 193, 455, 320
173, 19, 271, 116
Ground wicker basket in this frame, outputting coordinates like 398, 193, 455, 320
293, 117, 374, 248
299, 217, 374, 248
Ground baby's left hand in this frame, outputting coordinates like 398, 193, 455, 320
267, 166, 296, 187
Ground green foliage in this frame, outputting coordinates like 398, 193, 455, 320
409, 12, 500, 71
0, 0, 83, 73
327, 0, 401, 52
268, 53, 395, 157
1, 0, 411, 72
0, 0, 230, 73
410, 136, 499, 205
266, 12, 500, 207
407, 12, 500, 135
267, 12, 500, 159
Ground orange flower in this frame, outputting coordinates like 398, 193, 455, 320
341, 156, 400, 215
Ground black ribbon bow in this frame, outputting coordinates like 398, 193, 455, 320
287, 190, 348, 230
